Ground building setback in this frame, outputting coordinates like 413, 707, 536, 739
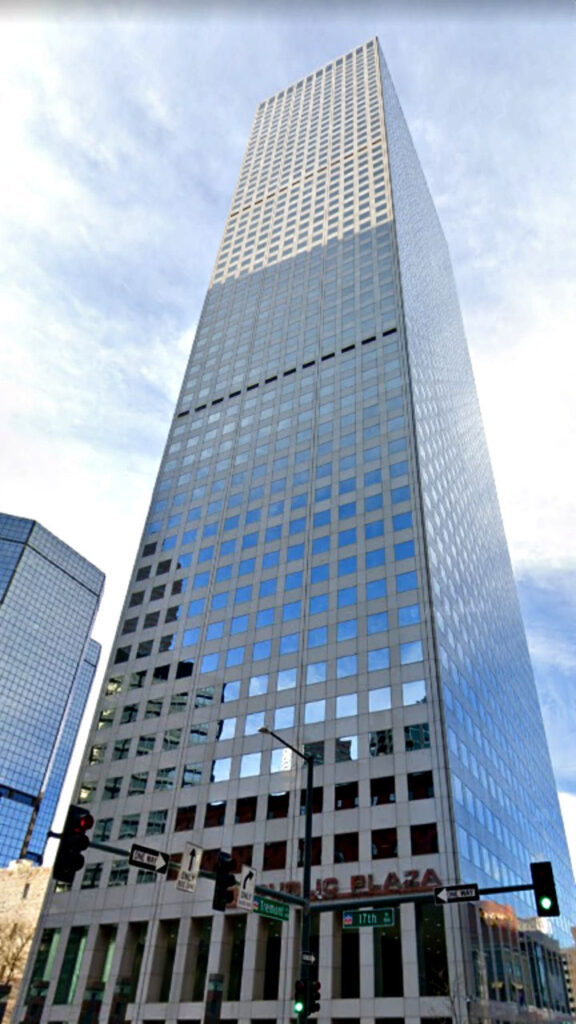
0, 514, 103, 868
16, 39, 575, 1024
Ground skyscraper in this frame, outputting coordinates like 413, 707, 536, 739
18, 39, 574, 1024
0, 514, 104, 866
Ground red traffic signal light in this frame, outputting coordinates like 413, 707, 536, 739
293, 979, 307, 1016
53, 805, 94, 884
212, 851, 237, 911
530, 861, 560, 917
309, 979, 321, 1015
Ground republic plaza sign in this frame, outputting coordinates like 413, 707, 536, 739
276, 867, 443, 901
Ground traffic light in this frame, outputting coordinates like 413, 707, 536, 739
530, 861, 560, 917
293, 979, 307, 1017
53, 805, 94, 884
212, 851, 237, 911
309, 979, 321, 1015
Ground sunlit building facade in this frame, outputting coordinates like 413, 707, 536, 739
0, 514, 103, 867
17, 39, 575, 1024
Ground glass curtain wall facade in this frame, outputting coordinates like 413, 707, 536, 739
0, 514, 103, 865
17, 39, 575, 1024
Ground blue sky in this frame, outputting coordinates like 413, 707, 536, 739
1, 2, 575, 864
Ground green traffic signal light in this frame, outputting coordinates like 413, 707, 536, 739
294, 979, 307, 1016
530, 861, 560, 917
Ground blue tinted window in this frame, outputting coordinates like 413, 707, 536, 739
365, 493, 383, 511
187, 507, 201, 521
203, 522, 218, 537
308, 627, 327, 648
337, 620, 357, 642
222, 680, 240, 702
291, 493, 307, 511
367, 579, 387, 600
395, 541, 415, 560
239, 557, 255, 576
338, 556, 357, 576
397, 571, 418, 593
287, 544, 304, 562
315, 485, 331, 503
242, 532, 258, 549
365, 521, 384, 539
194, 572, 209, 589
215, 566, 232, 583
225, 515, 240, 531
235, 585, 252, 603
400, 641, 423, 664
339, 528, 356, 547
309, 594, 329, 615
337, 655, 357, 678
249, 674, 268, 696
368, 648, 390, 671
201, 653, 219, 673
316, 462, 331, 479
256, 608, 275, 628
262, 550, 280, 569
340, 453, 355, 471
265, 525, 282, 543
226, 647, 245, 667
393, 511, 413, 531
339, 477, 356, 495
260, 579, 277, 598
283, 601, 301, 622
286, 571, 303, 590
278, 668, 297, 690
246, 507, 261, 524
253, 640, 271, 661
313, 509, 330, 528
198, 546, 213, 563
366, 549, 386, 569
306, 662, 326, 684
390, 461, 408, 479
268, 500, 284, 517
271, 478, 286, 494
392, 486, 410, 505
228, 492, 243, 508
220, 539, 236, 556
398, 603, 421, 626
339, 502, 356, 520
178, 553, 193, 568
311, 564, 329, 584
211, 592, 228, 610
368, 612, 389, 634
289, 517, 306, 534
183, 628, 199, 646
206, 622, 223, 640
313, 536, 330, 555
280, 633, 299, 655
364, 469, 382, 487
388, 437, 407, 455
188, 599, 204, 617
338, 586, 357, 608
230, 615, 248, 635
182, 529, 197, 545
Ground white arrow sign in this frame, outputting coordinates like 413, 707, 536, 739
236, 864, 257, 911
177, 842, 203, 893
434, 883, 479, 904
129, 843, 170, 875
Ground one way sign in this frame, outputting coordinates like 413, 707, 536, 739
129, 843, 170, 875
236, 865, 257, 911
434, 883, 479, 905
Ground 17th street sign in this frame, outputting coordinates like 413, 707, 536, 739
129, 843, 169, 875
434, 884, 479, 905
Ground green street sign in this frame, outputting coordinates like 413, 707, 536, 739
342, 908, 395, 929
253, 895, 290, 921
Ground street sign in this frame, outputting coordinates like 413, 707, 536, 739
342, 908, 395, 929
236, 865, 257, 911
129, 843, 169, 875
301, 952, 316, 965
434, 884, 479, 905
177, 842, 203, 893
253, 894, 290, 921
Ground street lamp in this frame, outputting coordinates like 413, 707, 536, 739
259, 727, 315, 1014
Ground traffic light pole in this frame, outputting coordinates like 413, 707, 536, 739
259, 728, 314, 1018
